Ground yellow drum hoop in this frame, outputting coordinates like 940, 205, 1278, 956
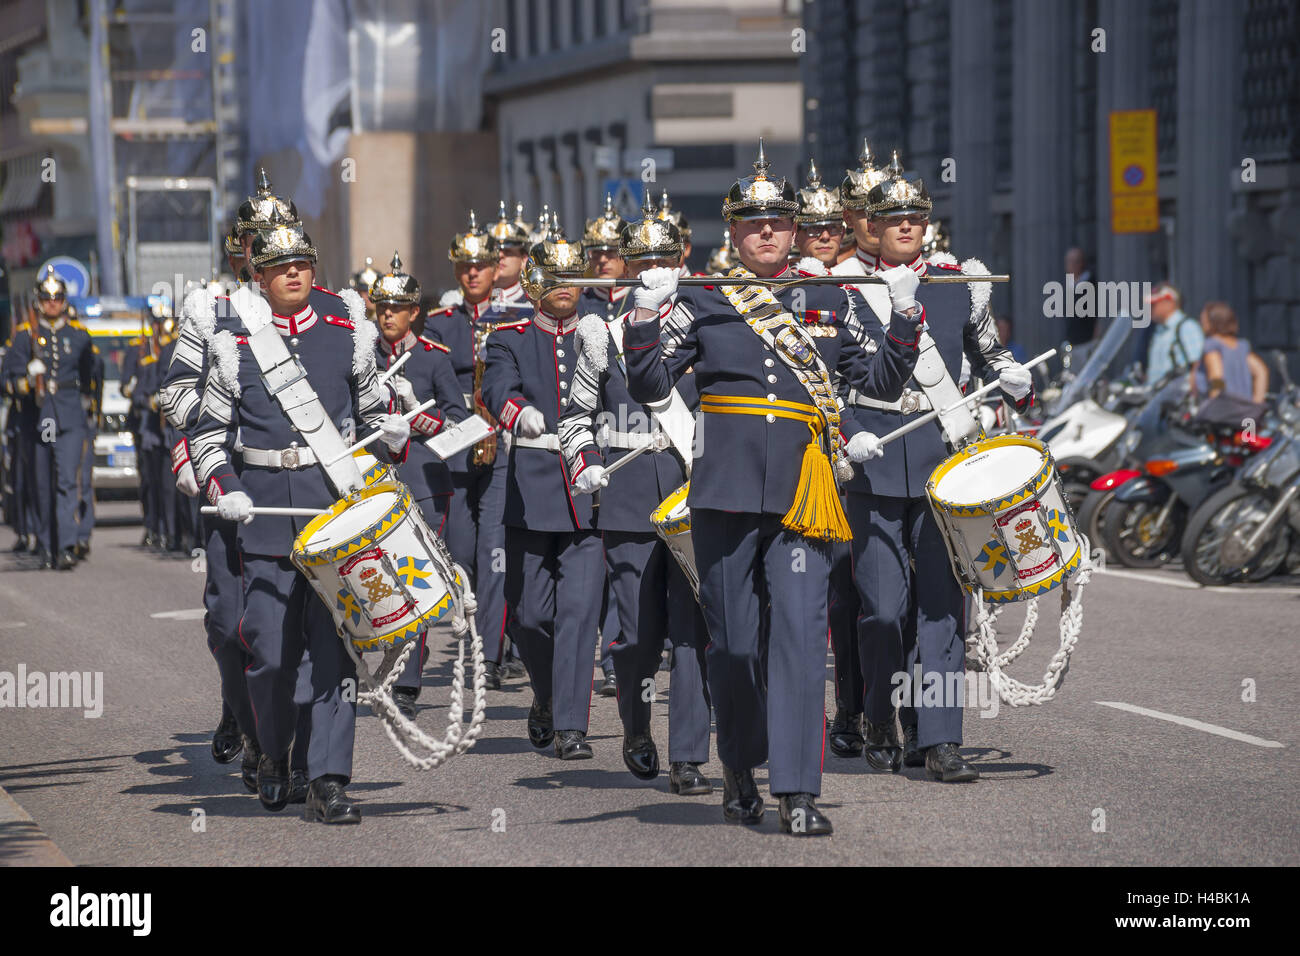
354, 449, 396, 487
927, 434, 1055, 518
292, 482, 413, 568
349, 594, 455, 651
650, 482, 691, 535
979, 546, 1082, 604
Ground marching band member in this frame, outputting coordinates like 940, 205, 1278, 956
793, 164, 865, 759
704, 230, 737, 275
831, 142, 892, 287
491, 201, 531, 306
558, 197, 712, 794
653, 189, 694, 276
2, 267, 98, 571
481, 218, 604, 760
622, 143, 923, 835
370, 253, 469, 718
840, 162, 1033, 782
349, 257, 381, 320
425, 212, 531, 689
191, 214, 411, 823
2, 310, 39, 555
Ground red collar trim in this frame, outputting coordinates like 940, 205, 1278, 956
271, 304, 316, 335
533, 308, 581, 335
855, 250, 881, 273
877, 253, 926, 274
385, 331, 418, 356
464, 295, 494, 320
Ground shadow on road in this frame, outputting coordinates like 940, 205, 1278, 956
0, 754, 129, 792
0, 820, 54, 861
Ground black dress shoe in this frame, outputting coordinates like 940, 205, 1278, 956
555, 729, 593, 760
827, 707, 864, 758
925, 743, 980, 782
863, 717, 903, 773
74, 541, 90, 560
720, 766, 764, 825
598, 670, 617, 697
622, 733, 659, 780
393, 687, 418, 720
503, 656, 527, 680
56, 549, 77, 570
902, 722, 924, 767
240, 736, 261, 793
11, 536, 29, 553
38, 549, 53, 570
256, 754, 291, 811
304, 777, 362, 824
527, 697, 554, 749
211, 712, 243, 764
668, 762, 712, 796
778, 793, 833, 836
482, 660, 502, 691
289, 769, 309, 804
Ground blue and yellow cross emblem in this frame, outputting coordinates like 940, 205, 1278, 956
1046, 509, 1070, 543
978, 539, 1009, 577
336, 590, 363, 626
395, 556, 434, 589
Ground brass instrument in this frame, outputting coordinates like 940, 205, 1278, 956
470, 321, 499, 466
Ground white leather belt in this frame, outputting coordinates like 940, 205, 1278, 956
241, 444, 318, 469
513, 434, 560, 452
849, 387, 932, 414
462, 392, 474, 409
598, 429, 659, 451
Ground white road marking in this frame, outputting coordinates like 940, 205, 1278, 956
1096, 701, 1284, 748
150, 609, 206, 621
1096, 567, 1300, 595
0, 622, 28, 630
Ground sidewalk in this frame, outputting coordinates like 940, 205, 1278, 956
0, 785, 72, 867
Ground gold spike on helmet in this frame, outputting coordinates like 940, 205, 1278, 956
654, 189, 691, 242
706, 229, 738, 275
922, 219, 950, 257
235, 168, 299, 236
368, 251, 421, 305
583, 193, 625, 252
350, 256, 380, 292
722, 138, 799, 222
796, 159, 844, 227
448, 210, 499, 264
34, 264, 67, 300
529, 204, 552, 244
840, 140, 892, 211
511, 201, 534, 241
248, 207, 317, 270
864, 151, 932, 220
619, 193, 683, 261
521, 215, 585, 300
489, 200, 530, 248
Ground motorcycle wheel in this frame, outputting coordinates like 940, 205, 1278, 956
1077, 489, 1118, 557
1102, 496, 1188, 568
1179, 483, 1291, 586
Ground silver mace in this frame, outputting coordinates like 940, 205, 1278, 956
524, 266, 1008, 292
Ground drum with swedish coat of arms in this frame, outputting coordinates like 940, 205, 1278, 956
291, 482, 461, 651
926, 434, 1082, 604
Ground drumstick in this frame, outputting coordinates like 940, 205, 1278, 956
570, 440, 656, 495
325, 398, 439, 466
376, 350, 411, 387
201, 506, 328, 517
877, 348, 1057, 447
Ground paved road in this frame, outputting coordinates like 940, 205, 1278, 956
1, 503, 1296, 865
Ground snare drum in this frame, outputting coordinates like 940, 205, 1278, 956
353, 449, 397, 487
291, 482, 461, 651
650, 482, 700, 598
926, 434, 1082, 604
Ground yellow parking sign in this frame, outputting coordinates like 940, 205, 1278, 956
1110, 109, 1159, 233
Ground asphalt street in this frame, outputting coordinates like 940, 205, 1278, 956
1, 502, 1296, 866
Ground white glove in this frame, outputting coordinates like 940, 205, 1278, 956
175, 460, 200, 498
633, 266, 679, 312
879, 264, 920, 315
515, 405, 546, 439
390, 375, 417, 412
217, 490, 255, 525
573, 464, 608, 494
998, 363, 1033, 401
378, 413, 411, 452
27, 358, 46, 380
846, 431, 884, 463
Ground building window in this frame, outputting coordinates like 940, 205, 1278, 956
550, 0, 561, 51
572, 0, 583, 44
594, 0, 606, 37
1150, 0, 1178, 164
1240, 0, 1297, 160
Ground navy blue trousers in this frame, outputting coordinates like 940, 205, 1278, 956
444, 463, 509, 664
33, 425, 86, 553
599, 576, 618, 676
828, 539, 864, 714
77, 430, 94, 545
692, 509, 830, 796
239, 554, 357, 782
603, 531, 710, 763
847, 492, 964, 749
504, 526, 603, 732
394, 496, 449, 696
204, 517, 255, 737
